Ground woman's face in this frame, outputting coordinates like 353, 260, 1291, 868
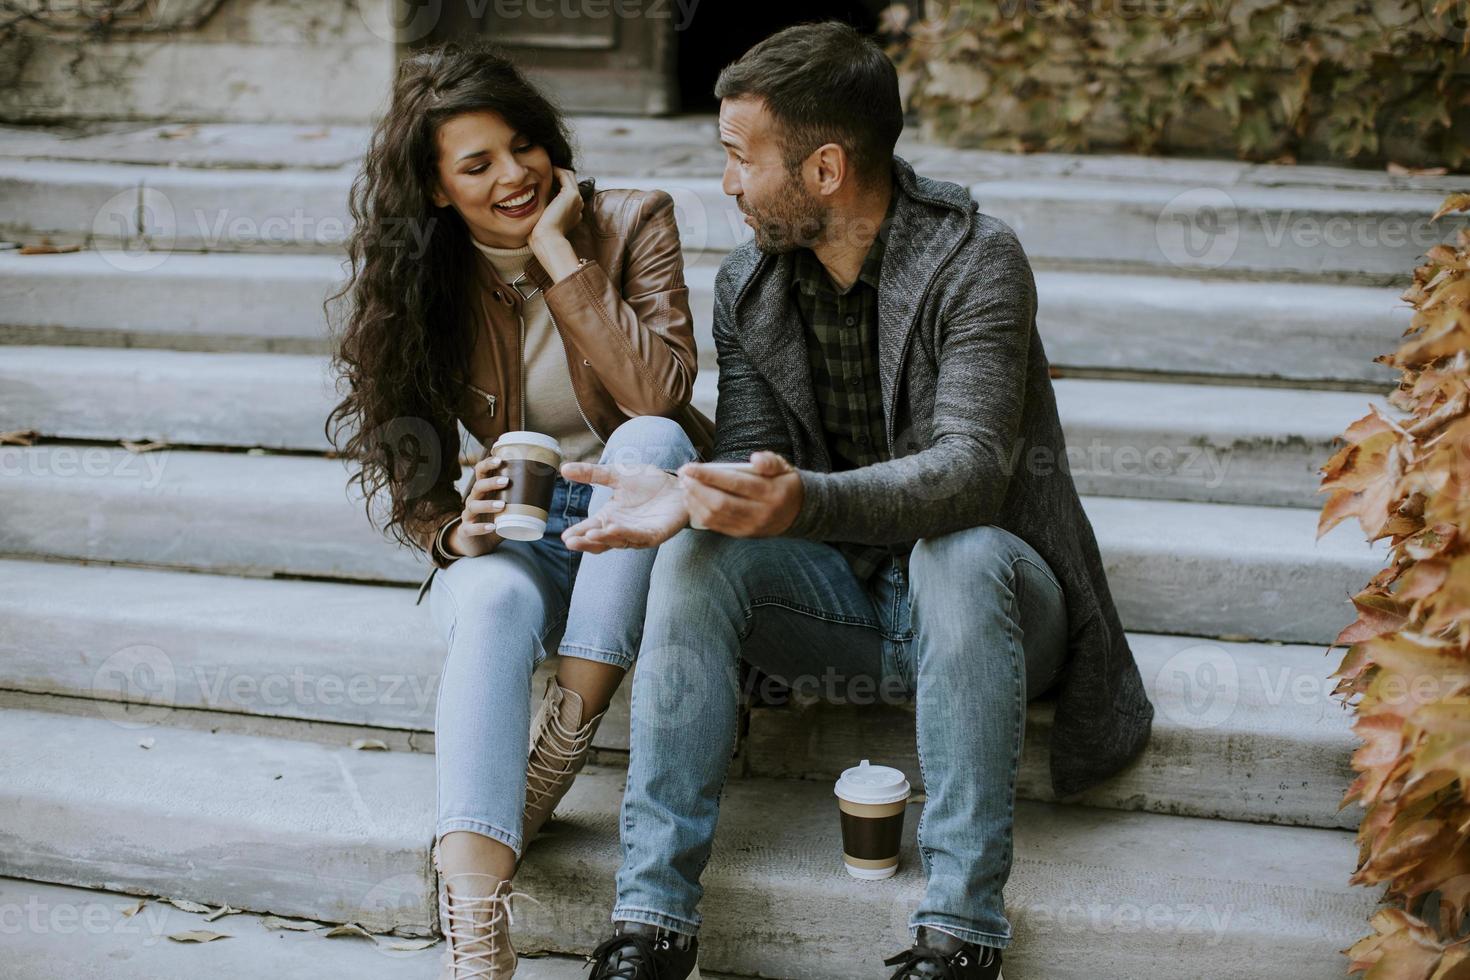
430, 110, 556, 249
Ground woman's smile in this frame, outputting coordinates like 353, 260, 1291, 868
492, 184, 541, 220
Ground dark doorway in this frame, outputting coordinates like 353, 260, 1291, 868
427, 0, 899, 115
675, 2, 889, 112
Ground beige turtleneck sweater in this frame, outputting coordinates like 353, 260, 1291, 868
470, 238, 604, 465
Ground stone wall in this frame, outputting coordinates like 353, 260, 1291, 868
0, 0, 398, 124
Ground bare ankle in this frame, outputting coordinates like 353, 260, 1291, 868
438, 829, 517, 882
554, 658, 625, 718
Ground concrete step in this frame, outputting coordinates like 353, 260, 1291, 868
1, 877, 450, 980
0, 705, 435, 935
0, 447, 1385, 644
0, 249, 1408, 385
0, 706, 1383, 979
7, 118, 1465, 196
0, 558, 1357, 830
1, 345, 1383, 509
1, 148, 1460, 282
4, 875, 745, 979
745, 631, 1358, 830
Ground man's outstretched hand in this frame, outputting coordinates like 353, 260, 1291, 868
560, 450, 805, 553
560, 461, 687, 553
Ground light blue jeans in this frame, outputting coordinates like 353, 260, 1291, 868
427, 415, 699, 859
612, 524, 1070, 949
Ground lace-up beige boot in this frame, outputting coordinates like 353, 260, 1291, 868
521, 675, 607, 848
432, 840, 526, 979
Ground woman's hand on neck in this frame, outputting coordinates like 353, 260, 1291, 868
527, 165, 587, 284
529, 233, 583, 285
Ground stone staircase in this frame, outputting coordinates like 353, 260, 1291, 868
2, 117, 1466, 978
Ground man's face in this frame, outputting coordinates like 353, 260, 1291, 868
718, 97, 826, 253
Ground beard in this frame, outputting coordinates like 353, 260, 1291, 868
743, 173, 827, 254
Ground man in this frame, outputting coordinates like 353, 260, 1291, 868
559, 20, 1154, 980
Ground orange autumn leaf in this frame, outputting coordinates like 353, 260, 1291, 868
1325, 191, 1470, 980
1430, 192, 1470, 222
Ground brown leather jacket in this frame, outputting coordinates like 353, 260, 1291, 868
412, 186, 715, 601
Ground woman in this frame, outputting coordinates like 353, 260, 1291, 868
325, 39, 713, 978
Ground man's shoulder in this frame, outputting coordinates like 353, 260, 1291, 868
891, 155, 1027, 272
956, 209, 1028, 267
713, 238, 765, 303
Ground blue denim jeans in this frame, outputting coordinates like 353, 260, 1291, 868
427, 415, 699, 859
612, 524, 1070, 949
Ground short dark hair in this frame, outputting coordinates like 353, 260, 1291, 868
714, 20, 903, 188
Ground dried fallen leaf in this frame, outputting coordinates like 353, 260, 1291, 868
120, 439, 168, 454
203, 903, 243, 922
17, 243, 81, 255
350, 738, 388, 751
261, 915, 325, 931
158, 124, 200, 140
167, 930, 231, 943
1431, 192, 1470, 223
119, 898, 147, 918
384, 937, 440, 951
166, 898, 212, 914
324, 922, 376, 940
1, 429, 39, 445
1388, 162, 1450, 177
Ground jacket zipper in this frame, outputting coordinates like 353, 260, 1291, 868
518, 310, 526, 431
466, 381, 497, 418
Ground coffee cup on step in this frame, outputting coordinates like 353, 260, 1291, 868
834, 759, 911, 880
488, 431, 563, 540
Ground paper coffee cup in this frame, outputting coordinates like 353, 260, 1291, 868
834, 759, 911, 880
488, 431, 562, 541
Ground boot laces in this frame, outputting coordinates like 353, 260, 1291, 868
883, 938, 995, 979
439, 872, 539, 979
526, 708, 600, 807
585, 931, 678, 980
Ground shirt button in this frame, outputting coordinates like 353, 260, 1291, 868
845, 316, 856, 326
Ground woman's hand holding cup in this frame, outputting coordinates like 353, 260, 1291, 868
444, 455, 509, 558
461, 454, 511, 534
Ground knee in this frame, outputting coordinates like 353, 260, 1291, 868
602, 415, 697, 470
437, 557, 542, 643
909, 524, 1019, 595
648, 530, 734, 605
645, 531, 746, 636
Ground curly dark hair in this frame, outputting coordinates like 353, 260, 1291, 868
324, 38, 594, 554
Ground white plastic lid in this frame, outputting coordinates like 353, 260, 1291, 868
491, 514, 545, 541
834, 759, 911, 805
491, 430, 563, 456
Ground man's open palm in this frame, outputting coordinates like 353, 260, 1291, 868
560, 461, 686, 553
